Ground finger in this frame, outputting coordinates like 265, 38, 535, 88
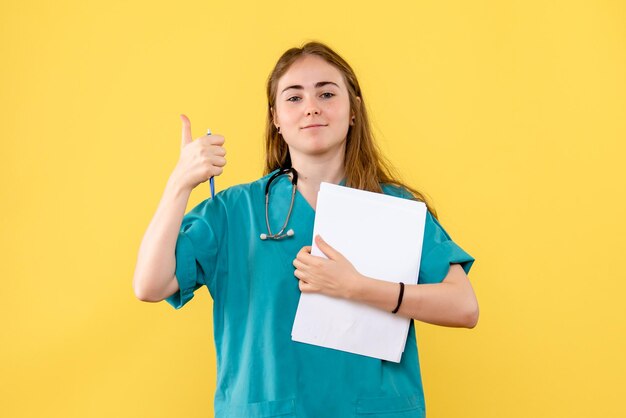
297, 251, 323, 268
210, 156, 227, 167
296, 248, 316, 263
294, 268, 306, 281
211, 145, 226, 157
293, 258, 306, 270
211, 166, 224, 176
200, 135, 225, 146
180, 114, 192, 149
296, 246, 311, 258
298, 280, 311, 293
300, 280, 318, 293
315, 235, 341, 260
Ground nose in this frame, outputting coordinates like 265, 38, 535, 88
304, 96, 321, 116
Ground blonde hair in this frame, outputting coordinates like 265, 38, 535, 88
264, 41, 437, 218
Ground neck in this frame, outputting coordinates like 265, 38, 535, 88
287, 146, 345, 211
289, 149, 345, 189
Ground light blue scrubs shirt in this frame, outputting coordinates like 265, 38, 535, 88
166, 169, 475, 418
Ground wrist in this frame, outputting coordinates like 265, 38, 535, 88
167, 170, 192, 196
348, 275, 402, 313
346, 273, 369, 301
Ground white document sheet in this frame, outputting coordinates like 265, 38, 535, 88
291, 183, 427, 362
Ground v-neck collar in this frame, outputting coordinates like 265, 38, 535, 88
295, 177, 347, 214
268, 168, 347, 216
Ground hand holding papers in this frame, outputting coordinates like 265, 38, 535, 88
291, 183, 427, 362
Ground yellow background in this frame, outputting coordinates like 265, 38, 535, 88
1, 0, 624, 416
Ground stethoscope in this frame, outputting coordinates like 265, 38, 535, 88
260, 167, 298, 240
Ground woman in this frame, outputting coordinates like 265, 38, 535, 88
133, 41, 478, 418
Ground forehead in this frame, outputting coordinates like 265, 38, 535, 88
277, 55, 346, 91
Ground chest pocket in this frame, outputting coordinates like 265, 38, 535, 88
219, 398, 296, 418
355, 393, 425, 418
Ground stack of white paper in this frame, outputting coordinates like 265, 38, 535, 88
291, 182, 427, 362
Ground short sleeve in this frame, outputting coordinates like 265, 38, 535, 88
165, 197, 226, 309
418, 211, 475, 284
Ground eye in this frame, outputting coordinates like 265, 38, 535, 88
321, 92, 335, 99
287, 96, 301, 102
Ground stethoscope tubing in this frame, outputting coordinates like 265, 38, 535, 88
261, 167, 298, 240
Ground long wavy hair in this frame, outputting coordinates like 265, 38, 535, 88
264, 41, 437, 219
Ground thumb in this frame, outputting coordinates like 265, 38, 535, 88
315, 235, 341, 260
180, 114, 192, 150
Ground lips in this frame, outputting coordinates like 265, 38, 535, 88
302, 124, 327, 129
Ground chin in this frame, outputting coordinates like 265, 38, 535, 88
308, 143, 346, 157
286, 135, 346, 156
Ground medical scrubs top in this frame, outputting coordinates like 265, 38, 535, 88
166, 169, 475, 418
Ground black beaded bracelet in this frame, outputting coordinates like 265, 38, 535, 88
391, 282, 405, 314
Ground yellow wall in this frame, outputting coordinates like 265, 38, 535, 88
2, 0, 624, 417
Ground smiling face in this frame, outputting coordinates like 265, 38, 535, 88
273, 54, 356, 160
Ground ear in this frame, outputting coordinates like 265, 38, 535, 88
271, 107, 278, 128
352, 96, 362, 119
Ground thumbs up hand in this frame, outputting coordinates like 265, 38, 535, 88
173, 114, 227, 192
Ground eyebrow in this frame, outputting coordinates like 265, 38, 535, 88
281, 81, 340, 94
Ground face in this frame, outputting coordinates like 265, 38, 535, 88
273, 54, 357, 159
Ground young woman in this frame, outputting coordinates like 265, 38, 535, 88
133, 41, 478, 418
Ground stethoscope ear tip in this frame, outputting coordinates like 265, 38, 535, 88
286, 229, 294, 237
260, 233, 267, 240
